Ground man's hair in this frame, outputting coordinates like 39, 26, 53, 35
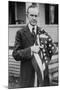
27, 4, 38, 14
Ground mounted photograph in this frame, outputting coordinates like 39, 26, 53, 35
8, 1, 59, 89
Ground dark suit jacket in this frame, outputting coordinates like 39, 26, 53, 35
12, 25, 39, 87
12, 25, 56, 87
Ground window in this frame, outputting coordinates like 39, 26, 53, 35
45, 4, 58, 24
8, 1, 26, 25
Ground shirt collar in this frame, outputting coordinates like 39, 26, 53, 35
28, 23, 37, 34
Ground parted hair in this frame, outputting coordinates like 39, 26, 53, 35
27, 4, 38, 14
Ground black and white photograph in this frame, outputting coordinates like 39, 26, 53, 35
8, 1, 59, 89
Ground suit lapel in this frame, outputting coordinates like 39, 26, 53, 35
24, 25, 40, 45
24, 25, 34, 44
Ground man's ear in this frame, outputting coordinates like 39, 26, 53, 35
26, 13, 28, 18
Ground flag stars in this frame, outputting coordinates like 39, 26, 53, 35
48, 38, 52, 42
45, 40, 47, 44
52, 46, 54, 50
44, 56, 48, 60
43, 49, 45, 52
49, 50, 52, 53
43, 53, 46, 56
49, 44, 52, 47
46, 60, 48, 64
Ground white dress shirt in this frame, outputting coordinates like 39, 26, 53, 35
28, 23, 37, 34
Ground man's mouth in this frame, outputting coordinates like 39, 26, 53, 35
32, 20, 37, 24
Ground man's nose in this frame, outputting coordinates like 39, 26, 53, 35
33, 16, 36, 19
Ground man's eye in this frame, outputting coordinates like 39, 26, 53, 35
30, 14, 34, 16
35, 15, 38, 17
30, 14, 38, 17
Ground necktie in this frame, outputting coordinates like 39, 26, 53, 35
32, 27, 36, 43
32, 27, 35, 36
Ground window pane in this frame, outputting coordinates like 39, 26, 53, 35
45, 4, 58, 24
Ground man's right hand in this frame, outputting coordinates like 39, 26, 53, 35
31, 45, 43, 54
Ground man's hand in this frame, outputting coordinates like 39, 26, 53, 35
40, 34, 48, 39
31, 45, 43, 54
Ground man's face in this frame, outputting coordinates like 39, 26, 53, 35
27, 7, 39, 26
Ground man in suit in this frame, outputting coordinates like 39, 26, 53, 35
12, 5, 56, 87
